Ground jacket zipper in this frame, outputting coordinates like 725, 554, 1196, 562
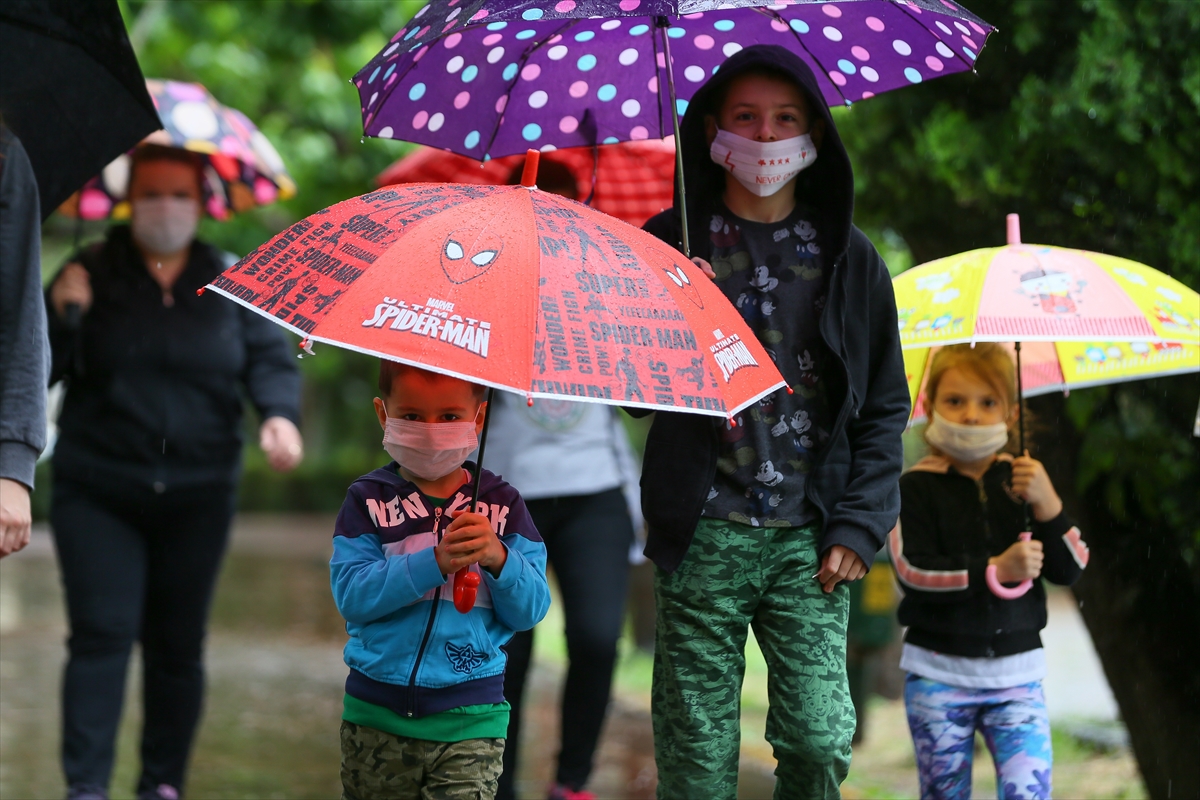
811, 254, 855, 470
406, 505, 443, 717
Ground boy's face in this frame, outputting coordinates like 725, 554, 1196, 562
705, 73, 820, 146
374, 371, 485, 436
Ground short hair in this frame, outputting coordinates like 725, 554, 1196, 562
378, 359, 487, 401
128, 144, 204, 195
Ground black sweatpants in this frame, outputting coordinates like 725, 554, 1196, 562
498, 487, 634, 798
50, 476, 235, 795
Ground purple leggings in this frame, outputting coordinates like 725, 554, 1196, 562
904, 674, 1053, 800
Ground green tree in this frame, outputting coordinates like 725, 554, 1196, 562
837, 2, 1199, 796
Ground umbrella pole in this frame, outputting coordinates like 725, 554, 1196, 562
1015, 340, 1030, 530
657, 17, 690, 257
471, 386, 496, 509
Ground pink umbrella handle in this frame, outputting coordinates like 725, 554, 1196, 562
986, 532, 1034, 599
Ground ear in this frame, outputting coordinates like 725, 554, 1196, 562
704, 115, 718, 146
474, 401, 488, 437
373, 397, 388, 430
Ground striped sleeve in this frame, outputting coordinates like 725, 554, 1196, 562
1034, 509, 1088, 586
893, 474, 990, 600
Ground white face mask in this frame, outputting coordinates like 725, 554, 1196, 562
709, 129, 817, 197
925, 412, 1010, 463
383, 414, 480, 481
131, 197, 200, 257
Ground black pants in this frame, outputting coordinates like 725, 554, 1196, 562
498, 487, 634, 798
50, 476, 235, 795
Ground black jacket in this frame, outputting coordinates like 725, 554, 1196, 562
639, 46, 910, 573
891, 456, 1088, 657
47, 225, 301, 490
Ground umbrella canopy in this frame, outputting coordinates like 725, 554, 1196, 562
896, 215, 1200, 424
0, 0, 160, 220
377, 139, 675, 227
204, 151, 785, 417
355, 0, 993, 158
58, 79, 296, 221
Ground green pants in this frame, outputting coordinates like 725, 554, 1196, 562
340, 721, 504, 800
652, 519, 853, 800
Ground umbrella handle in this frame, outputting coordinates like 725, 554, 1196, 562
453, 568, 481, 613
986, 532, 1034, 599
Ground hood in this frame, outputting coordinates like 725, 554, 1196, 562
674, 45, 855, 259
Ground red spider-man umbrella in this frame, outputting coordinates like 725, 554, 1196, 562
204, 150, 785, 610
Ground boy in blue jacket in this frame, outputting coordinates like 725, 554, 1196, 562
331, 360, 550, 800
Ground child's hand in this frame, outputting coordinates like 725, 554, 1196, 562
815, 545, 866, 593
1011, 451, 1063, 522
989, 538, 1044, 583
692, 257, 716, 279
435, 510, 507, 577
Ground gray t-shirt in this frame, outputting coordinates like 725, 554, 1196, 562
702, 204, 834, 527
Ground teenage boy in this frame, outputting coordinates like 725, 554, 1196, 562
640, 45, 909, 799
331, 361, 550, 800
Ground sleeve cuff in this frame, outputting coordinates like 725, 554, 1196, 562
406, 546, 448, 596
0, 441, 40, 489
260, 407, 302, 426
821, 523, 883, 571
1033, 509, 1073, 539
484, 543, 521, 591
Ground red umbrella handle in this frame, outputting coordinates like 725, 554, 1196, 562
986, 532, 1034, 599
454, 568, 481, 613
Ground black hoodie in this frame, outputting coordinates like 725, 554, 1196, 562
640, 45, 909, 573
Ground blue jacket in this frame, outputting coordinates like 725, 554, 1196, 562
331, 462, 550, 718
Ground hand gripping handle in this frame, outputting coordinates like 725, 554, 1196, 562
986, 532, 1034, 599
454, 568, 481, 613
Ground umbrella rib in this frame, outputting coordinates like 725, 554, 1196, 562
482, 19, 578, 159
760, 8, 852, 108
892, 1, 982, 74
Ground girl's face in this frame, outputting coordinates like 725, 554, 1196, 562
931, 367, 1014, 427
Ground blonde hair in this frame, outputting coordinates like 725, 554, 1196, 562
924, 343, 1021, 452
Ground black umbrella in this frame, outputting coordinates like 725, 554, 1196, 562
0, 0, 160, 220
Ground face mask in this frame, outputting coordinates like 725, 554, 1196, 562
383, 414, 480, 481
925, 412, 1009, 463
131, 197, 200, 256
709, 129, 817, 197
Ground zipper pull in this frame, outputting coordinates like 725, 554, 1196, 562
433, 507, 443, 542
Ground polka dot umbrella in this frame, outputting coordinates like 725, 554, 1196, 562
59, 79, 296, 222
356, 0, 993, 251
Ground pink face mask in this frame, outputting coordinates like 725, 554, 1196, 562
383, 414, 480, 481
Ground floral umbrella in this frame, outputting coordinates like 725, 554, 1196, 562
58, 79, 296, 221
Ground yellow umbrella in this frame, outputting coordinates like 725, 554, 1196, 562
896, 215, 1200, 425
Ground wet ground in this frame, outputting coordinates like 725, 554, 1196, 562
1, 516, 1142, 799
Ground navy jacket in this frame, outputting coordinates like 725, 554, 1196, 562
891, 455, 1088, 657
639, 46, 910, 572
331, 463, 550, 718
46, 226, 300, 490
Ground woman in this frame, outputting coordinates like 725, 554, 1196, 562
45, 144, 303, 800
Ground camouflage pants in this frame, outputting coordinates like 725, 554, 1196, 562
652, 519, 854, 800
340, 721, 504, 800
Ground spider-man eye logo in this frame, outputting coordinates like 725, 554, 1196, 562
441, 227, 504, 284
645, 247, 704, 309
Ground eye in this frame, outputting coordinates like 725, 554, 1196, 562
470, 249, 497, 267
400, 413, 422, 421
445, 240, 465, 260
440, 413, 462, 422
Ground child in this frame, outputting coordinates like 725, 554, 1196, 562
639, 45, 910, 798
331, 361, 550, 800
889, 343, 1089, 799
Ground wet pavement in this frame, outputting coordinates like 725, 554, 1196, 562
1, 515, 1139, 799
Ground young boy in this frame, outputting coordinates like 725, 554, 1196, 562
639, 46, 910, 798
331, 361, 550, 800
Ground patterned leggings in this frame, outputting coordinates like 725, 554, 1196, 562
904, 675, 1053, 800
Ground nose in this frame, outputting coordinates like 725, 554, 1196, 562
754, 118, 776, 142
961, 402, 982, 424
